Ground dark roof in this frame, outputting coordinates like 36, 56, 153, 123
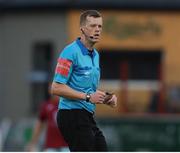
1, 0, 180, 11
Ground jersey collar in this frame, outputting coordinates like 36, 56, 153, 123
76, 38, 96, 57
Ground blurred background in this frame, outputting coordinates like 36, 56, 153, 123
1, 0, 180, 151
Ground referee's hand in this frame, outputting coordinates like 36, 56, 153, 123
90, 90, 106, 104
103, 94, 117, 108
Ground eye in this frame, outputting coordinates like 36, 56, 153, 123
98, 25, 102, 28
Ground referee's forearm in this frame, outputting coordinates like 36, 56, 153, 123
51, 82, 86, 101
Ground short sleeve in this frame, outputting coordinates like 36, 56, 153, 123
53, 47, 74, 84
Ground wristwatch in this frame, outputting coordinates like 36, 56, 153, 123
85, 93, 91, 102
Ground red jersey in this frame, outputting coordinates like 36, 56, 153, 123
39, 98, 68, 149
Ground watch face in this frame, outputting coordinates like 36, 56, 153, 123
86, 94, 91, 102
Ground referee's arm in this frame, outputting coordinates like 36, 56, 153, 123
51, 82, 105, 104
51, 82, 86, 101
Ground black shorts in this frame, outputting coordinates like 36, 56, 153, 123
57, 109, 107, 152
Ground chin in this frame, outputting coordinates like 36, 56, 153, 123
92, 39, 100, 43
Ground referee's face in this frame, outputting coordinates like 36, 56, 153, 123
84, 16, 103, 43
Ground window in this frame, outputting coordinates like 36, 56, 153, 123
99, 49, 162, 80
30, 42, 54, 113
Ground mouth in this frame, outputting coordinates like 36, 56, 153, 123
92, 34, 100, 40
94, 34, 100, 37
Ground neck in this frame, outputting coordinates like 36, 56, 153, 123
80, 35, 95, 50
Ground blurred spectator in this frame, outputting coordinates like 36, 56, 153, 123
26, 95, 69, 152
167, 85, 180, 113
148, 88, 168, 113
148, 90, 159, 113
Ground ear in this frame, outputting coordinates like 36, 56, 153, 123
80, 26, 84, 30
80, 27, 84, 34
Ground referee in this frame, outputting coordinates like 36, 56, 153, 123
51, 10, 117, 151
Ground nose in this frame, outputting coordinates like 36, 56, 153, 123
95, 26, 101, 32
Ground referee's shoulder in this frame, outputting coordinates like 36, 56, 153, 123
64, 40, 78, 51
61, 41, 78, 57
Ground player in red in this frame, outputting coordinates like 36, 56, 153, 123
26, 95, 69, 152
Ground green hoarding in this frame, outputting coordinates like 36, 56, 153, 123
97, 115, 180, 151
